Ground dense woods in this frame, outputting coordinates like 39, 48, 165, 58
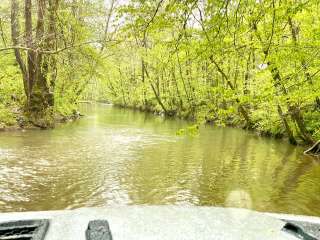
0, 0, 319, 145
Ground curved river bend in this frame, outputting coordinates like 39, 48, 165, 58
0, 104, 319, 216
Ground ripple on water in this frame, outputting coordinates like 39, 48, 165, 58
0, 104, 319, 216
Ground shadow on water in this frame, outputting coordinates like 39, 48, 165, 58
0, 104, 319, 216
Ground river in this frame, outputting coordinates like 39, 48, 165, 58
0, 104, 319, 216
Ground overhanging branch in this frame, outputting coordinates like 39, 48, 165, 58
0, 40, 120, 54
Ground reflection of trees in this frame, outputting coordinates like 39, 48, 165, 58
124, 125, 320, 216
2, 105, 319, 215
272, 145, 293, 182
197, 127, 251, 206
267, 151, 319, 216
124, 133, 202, 205
197, 127, 229, 206
284, 166, 320, 216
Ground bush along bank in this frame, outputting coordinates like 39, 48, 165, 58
112, 97, 320, 148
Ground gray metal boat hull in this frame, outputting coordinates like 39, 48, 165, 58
0, 206, 319, 240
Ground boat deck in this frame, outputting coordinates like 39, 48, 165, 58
0, 206, 319, 240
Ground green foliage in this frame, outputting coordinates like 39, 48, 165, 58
0, 104, 15, 126
95, 0, 320, 144
0, 0, 105, 127
176, 124, 199, 136
0, 53, 24, 126
0, 0, 319, 143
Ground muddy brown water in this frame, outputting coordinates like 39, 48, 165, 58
0, 104, 319, 216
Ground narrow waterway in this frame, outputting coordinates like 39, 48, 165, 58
0, 104, 319, 216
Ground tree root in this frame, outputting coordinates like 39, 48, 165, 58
304, 140, 320, 156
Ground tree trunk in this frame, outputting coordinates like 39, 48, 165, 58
270, 64, 313, 144
10, 0, 59, 128
143, 62, 168, 115
171, 65, 183, 110
177, 52, 192, 108
209, 56, 253, 128
10, 0, 28, 97
141, 59, 148, 107
277, 105, 297, 145
253, 21, 313, 144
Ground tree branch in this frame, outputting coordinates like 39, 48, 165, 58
0, 40, 120, 54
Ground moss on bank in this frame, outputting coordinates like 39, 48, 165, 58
0, 102, 82, 131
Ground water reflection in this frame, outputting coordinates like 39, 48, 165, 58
0, 104, 319, 216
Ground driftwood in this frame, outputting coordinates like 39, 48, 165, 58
304, 140, 320, 156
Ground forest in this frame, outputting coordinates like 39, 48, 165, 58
0, 0, 319, 146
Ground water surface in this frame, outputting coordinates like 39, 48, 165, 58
0, 104, 319, 216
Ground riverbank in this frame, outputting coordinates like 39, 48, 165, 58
1, 100, 318, 151
112, 102, 317, 147
0, 104, 82, 131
